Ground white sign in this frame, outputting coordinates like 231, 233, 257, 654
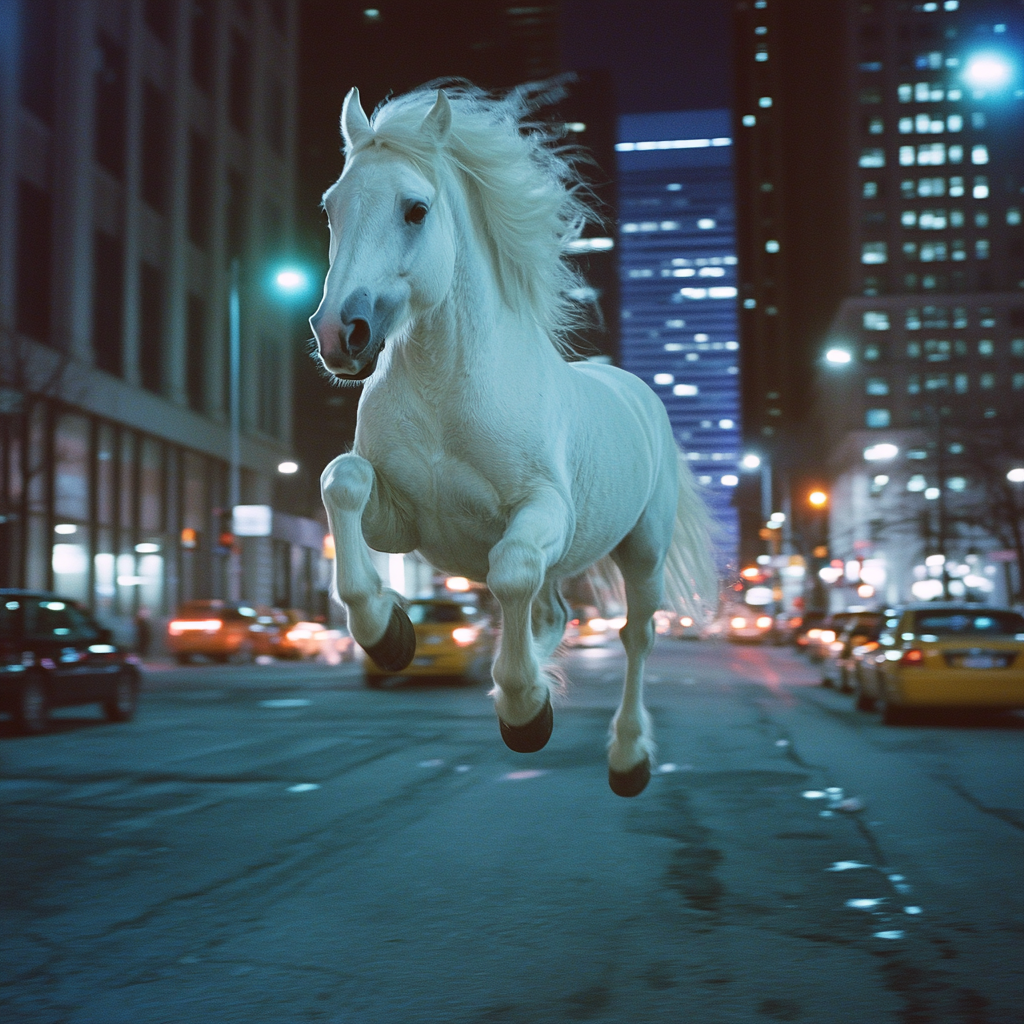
233, 505, 272, 537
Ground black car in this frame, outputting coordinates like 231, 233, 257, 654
0, 590, 141, 735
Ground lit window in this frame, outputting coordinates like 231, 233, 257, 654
971, 145, 989, 165
972, 112, 986, 130
666, 183, 682, 191
900, 146, 916, 166
925, 373, 949, 391
975, 239, 990, 259
721, 475, 739, 486
954, 374, 968, 393
697, 218, 716, 229
869, 118, 884, 135
664, 342, 683, 352
907, 475, 927, 492
860, 148, 885, 167
907, 374, 921, 394
1013, 373, 1024, 390
719, 419, 734, 429
903, 242, 918, 259
863, 311, 889, 330
975, 210, 989, 227
864, 344, 880, 361
755, 50, 768, 62
765, 239, 780, 253
1013, 340, 1024, 357
742, 114, 756, 127
978, 339, 994, 356
915, 113, 930, 133
947, 144, 963, 163
864, 181, 879, 198
759, 96, 772, 107
660, 221, 680, 231
924, 339, 951, 361
673, 384, 698, 396
917, 142, 946, 165
665, 319, 686, 328
980, 373, 995, 389
906, 309, 921, 330
898, 84, 912, 102
949, 209, 964, 227
866, 377, 889, 395
673, 268, 694, 277
862, 241, 888, 264
1008, 208, 1022, 225
698, 267, 725, 277
915, 82, 930, 102
866, 409, 891, 428
628, 269, 653, 278
921, 210, 948, 230
949, 176, 964, 196
899, 117, 914, 134
902, 210, 917, 227
653, 373, 675, 385
920, 241, 947, 261
951, 240, 966, 260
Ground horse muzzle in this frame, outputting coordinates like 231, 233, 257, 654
310, 288, 389, 381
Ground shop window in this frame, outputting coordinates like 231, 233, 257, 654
54, 414, 90, 521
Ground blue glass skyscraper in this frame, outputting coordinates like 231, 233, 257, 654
616, 110, 741, 575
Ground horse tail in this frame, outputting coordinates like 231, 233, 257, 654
663, 450, 719, 624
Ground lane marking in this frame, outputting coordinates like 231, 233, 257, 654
501, 770, 548, 781
260, 698, 311, 708
286, 783, 319, 793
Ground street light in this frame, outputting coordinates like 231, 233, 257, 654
228, 258, 313, 599
808, 490, 828, 508
963, 52, 1013, 92
1008, 467, 1024, 484
825, 348, 852, 365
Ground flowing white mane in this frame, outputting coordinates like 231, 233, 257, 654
345, 81, 597, 357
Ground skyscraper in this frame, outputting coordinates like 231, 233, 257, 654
617, 110, 741, 574
733, 0, 1023, 605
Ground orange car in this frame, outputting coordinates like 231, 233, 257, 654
166, 600, 263, 664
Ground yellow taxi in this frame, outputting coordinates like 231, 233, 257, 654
363, 598, 495, 687
856, 604, 1024, 723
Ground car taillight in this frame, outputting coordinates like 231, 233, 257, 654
680, 616, 694, 627
452, 626, 479, 646
168, 619, 222, 635
819, 630, 836, 644
756, 616, 773, 629
807, 628, 822, 640
900, 648, 925, 666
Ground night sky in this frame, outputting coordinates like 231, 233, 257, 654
559, 0, 733, 113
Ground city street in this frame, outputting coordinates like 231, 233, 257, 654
2, 639, 1022, 1024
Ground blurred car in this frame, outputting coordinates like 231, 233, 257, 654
854, 604, 1024, 723
250, 608, 326, 660
726, 608, 775, 643
804, 611, 860, 663
166, 600, 263, 664
820, 612, 885, 691
364, 598, 495, 686
654, 610, 702, 639
792, 611, 827, 652
0, 589, 141, 735
312, 627, 356, 664
564, 605, 626, 648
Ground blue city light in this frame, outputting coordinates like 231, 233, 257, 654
963, 52, 1013, 91
274, 268, 311, 294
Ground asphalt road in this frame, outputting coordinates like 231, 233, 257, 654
2, 639, 1022, 1024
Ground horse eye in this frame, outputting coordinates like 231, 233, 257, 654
405, 202, 428, 225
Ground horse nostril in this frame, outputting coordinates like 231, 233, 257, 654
345, 318, 371, 355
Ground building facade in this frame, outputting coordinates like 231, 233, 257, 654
733, 0, 1023, 606
616, 110, 741, 575
0, 0, 326, 642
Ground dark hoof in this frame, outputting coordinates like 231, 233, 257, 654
609, 758, 651, 798
499, 693, 553, 753
363, 605, 416, 672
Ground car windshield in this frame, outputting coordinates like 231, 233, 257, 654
912, 610, 1024, 636
407, 603, 477, 624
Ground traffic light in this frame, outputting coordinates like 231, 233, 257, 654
216, 510, 234, 553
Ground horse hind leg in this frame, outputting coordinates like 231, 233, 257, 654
320, 453, 416, 671
607, 521, 669, 797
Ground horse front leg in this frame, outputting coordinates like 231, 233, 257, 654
487, 492, 573, 753
320, 453, 417, 671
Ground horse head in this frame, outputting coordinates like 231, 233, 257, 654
310, 88, 457, 382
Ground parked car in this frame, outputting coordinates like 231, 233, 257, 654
364, 598, 495, 686
0, 590, 141, 734
805, 611, 860, 663
166, 600, 264, 664
792, 611, 827, 652
820, 612, 885, 691
853, 604, 1024, 723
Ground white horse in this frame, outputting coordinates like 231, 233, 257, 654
311, 82, 716, 796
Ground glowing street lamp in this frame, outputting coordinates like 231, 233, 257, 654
1008, 467, 1024, 484
278, 461, 299, 474
963, 52, 1013, 92
808, 490, 828, 508
825, 348, 852, 365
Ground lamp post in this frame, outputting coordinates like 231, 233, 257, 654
226, 260, 312, 601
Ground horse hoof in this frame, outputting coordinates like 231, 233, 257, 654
608, 758, 651, 798
363, 605, 416, 672
499, 694, 553, 753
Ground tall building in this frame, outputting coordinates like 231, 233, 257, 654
616, 110, 742, 575
0, 0, 323, 639
733, 0, 1023, 605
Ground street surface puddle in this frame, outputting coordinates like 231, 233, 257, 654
418, 759, 444, 768
260, 699, 311, 708
874, 930, 905, 939
846, 898, 885, 909
656, 763, 693, 773
827, 861, 872, 872
286, 783, 320, 792
501, 769, 548, 781
904, 906, 923, 914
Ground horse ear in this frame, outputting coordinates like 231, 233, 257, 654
341, 87, 372, 151
421, 89, 452, 143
